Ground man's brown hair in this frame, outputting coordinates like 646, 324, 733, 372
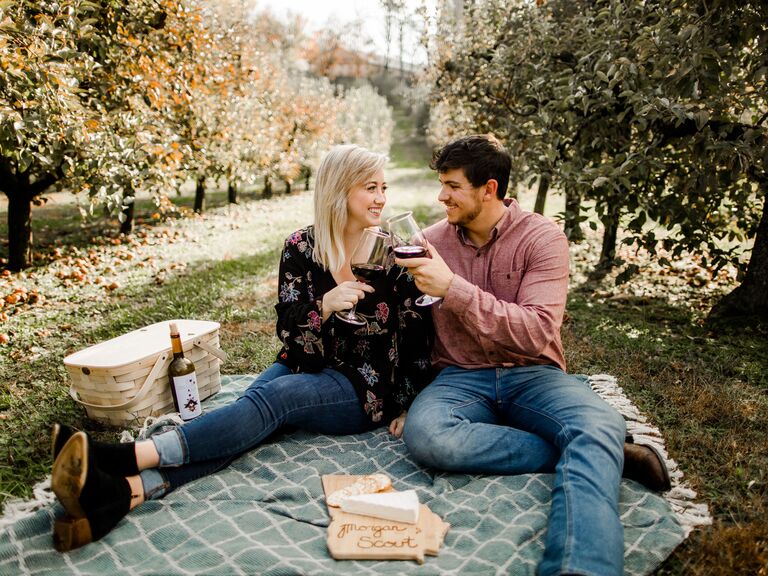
430, 134, 512, 199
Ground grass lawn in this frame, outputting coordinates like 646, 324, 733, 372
1, 118, 766, 574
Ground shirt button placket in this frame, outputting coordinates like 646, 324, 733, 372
473, 249, 485, 291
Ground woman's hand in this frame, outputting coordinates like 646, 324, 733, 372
388, 411, 407, 438
321, 281, 374, 321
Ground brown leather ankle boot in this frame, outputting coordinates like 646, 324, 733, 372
51, 432, 135, 551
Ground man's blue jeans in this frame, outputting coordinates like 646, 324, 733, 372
140, 362, 378, 499
402, 365, 626, 576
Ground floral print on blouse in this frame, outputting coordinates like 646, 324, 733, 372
274, 226, 433, 424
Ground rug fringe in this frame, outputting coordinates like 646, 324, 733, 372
0, 477, 55, 534
118, 413, 184, 443
588, 374, 713, 537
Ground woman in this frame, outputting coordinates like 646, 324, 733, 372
50, 144, 433, 552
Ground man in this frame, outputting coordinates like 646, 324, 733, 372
396, 134, 670, 576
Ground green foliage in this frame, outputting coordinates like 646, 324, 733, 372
0, 0, 395, 269
427, 0, 767, 279
335, 84, 395, 155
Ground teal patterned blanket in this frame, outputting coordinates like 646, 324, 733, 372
0, 375, 708, 575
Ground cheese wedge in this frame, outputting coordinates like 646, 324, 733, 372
340, 489, 420, 524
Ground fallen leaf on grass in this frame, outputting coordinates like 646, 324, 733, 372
27, 291, 44, 304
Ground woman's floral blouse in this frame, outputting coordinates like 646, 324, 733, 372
274, 226, 433, 424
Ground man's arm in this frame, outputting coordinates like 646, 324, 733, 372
396, 231, 569, 358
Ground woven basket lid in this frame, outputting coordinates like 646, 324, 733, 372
64, 319, 220, 369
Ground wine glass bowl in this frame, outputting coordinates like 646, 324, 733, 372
387, 212, 428, 257
393, 245, 429, 259
386, 212, 443, 307
335, 227, 391, 325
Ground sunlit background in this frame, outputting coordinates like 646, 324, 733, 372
255, 0, 439, 65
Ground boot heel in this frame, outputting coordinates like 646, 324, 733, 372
53, 515, 93, 552
51, 432, 88, 518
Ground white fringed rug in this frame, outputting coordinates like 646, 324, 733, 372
0, 374, 712, 575
588, 374, 712, 536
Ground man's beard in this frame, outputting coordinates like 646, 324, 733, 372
453, 200, 482, 227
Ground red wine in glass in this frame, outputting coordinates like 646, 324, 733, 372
351, 263, 386, 282
386, 211, 443, 306
393, 245, 428, 259
335, 227, 390, 325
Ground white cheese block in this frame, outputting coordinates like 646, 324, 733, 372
339, 489, 420, 524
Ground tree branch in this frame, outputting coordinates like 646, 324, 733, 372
653, 116, 762, 145
28, 172, 59, 199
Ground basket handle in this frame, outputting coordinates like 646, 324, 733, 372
193, 338, 227, 362
69, 352, 170, 411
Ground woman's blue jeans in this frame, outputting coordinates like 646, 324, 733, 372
402, 365, 626, 576
140, 363, 377, 499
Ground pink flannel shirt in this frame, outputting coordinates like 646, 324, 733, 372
424, 199, 569, 371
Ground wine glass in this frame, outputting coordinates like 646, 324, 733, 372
335, 227, 391, 325
386, 211, 442, 306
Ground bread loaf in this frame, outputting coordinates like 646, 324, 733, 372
326, 474, 392, 507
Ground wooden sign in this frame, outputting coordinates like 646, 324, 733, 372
322, 475, 449, 564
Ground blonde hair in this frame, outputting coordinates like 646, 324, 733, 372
313, 144, 387, 272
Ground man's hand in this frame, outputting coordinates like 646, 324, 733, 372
395, 242, 454, 299
389, 411, 407, 438
321, 281, 373, 321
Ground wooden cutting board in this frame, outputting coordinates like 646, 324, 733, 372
322, 475, 450, 564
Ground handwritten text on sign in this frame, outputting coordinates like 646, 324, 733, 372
337, 522, 420, 549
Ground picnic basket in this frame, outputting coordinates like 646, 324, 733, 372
64, 319, 226, 427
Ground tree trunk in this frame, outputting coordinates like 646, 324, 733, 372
1, 165, 57, 270
6, 193, 33, 271
563, 186, 584, 241
263, 175, 272, 199
305, 167, 311, 191
228, 182, 238, 204
284, 180, 291, 195
709, 183, 768, 324
598, 212, 619, 270
119, 197, 134, 235
398, 17, 405, 80
194, 176, 205, 214
533, 174, 550, 215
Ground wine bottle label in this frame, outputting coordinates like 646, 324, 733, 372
172, 372, 202, 420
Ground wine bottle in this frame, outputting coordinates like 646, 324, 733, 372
168, 322, 202, 421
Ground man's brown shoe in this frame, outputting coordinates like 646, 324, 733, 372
623, 442, 672, 492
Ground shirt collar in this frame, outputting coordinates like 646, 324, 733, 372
455, 199, 519, 247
